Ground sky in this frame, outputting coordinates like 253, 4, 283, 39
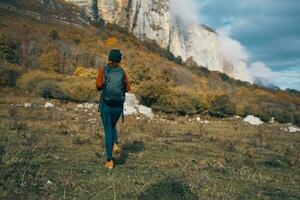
197, 0, 300, 90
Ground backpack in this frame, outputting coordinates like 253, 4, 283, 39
101, 65, 126, 107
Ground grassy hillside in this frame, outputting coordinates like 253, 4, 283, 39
0, 0, 299, 124
0, 93, 299, 200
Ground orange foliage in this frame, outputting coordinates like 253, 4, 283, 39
37, 43, 61, 72
105, 37, 119, 47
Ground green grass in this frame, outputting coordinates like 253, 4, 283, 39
0, 91, 299, 200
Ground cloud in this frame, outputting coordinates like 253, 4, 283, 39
169, 0, 202, 25
249, 61, 276, 82
169, 0, 299, 90
198, 0, 300, 89
218, 35, 253, 82
249, 62, 300, 90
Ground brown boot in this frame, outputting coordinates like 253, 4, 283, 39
112, 143, 121, 160
104, 160, 114, 170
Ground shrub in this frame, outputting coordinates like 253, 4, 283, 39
272, 110, 294, 124
60, 77, 98, 103
152, 88, 204, 116
49, 30, 60, 40
73, 66, 98, 79
257, 112, 272, 122
137, 80, 170, 107
0, 37, 20, 64
105, 37, 119, 47
128, 66, 152, 85
37, 43, 61, 72
17, 71, 63, 92
0, 63, 23, 87
17, 71, 98, 102
36, 80, 68, 100
294, 111, 300, 126
210, 94, 236, 117
219, 73, 230, 82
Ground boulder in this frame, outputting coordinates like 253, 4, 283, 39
137, 105, 154, 119
281, 126, 300, 133
124, 93, 154, 118
243, 115, 264, 126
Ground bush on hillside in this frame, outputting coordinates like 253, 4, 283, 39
272, 110, 294, 124
60, 77, 97, 103
0, 63, 23, 87
17, 71, 98, 102
137, 80, 205, 116
137, 80, 170, 107
37, 43, 61, 72
0, 37, 20, 64
210, 94, 236, 117
49, 30, 60, 40
17, 71, 63, 92
294, 111, 300, 126
36, 80, 68, 100
73, 66, 97, 79
153, 90, 204, 116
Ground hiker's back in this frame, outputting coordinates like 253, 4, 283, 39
101, 65, 125, 107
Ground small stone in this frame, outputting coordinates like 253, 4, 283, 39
45, 180, 54, 186
24, 103, 33, 108
53, 155, 60, 160
44, 102, 54, 108
77, 103, 95, 109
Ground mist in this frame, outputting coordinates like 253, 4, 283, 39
169, 0, 202, 25
169, 0, 278, 87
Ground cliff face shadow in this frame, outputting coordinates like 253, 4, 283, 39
115, 140, 144, 165
138, 177, 199, 200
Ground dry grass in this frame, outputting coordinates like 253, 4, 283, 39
0, 91, 299, 200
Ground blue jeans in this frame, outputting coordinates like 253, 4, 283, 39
100, 102, 122, 160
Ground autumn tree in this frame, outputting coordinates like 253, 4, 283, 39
37, 43, 61, 72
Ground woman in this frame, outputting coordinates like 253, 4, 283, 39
95, 49, 131, 170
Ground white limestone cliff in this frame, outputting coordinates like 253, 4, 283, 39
65, 0, 247, 79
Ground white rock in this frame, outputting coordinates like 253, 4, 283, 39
281, 126, 300, 133
45, 180, 53, 186
270, 117, 276, 123
201, 120, 210, 125
124, 106, 138, 116
137, 105, 154, 119
77, 103, 96, 109
195, 117, 209, 124
24, 103, 33, 108
44, 102, 54, 108
124, 93, 154, 119
243, 115, 264, 126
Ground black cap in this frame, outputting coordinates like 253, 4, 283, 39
108, 49, 122, 63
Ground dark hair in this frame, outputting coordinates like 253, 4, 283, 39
108, 49, 122, 63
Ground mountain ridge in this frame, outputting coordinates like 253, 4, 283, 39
65, 0, 231, 77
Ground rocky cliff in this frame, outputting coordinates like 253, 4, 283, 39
65, 0, 238, 77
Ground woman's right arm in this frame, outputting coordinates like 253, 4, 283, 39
95, 67, 104, 91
